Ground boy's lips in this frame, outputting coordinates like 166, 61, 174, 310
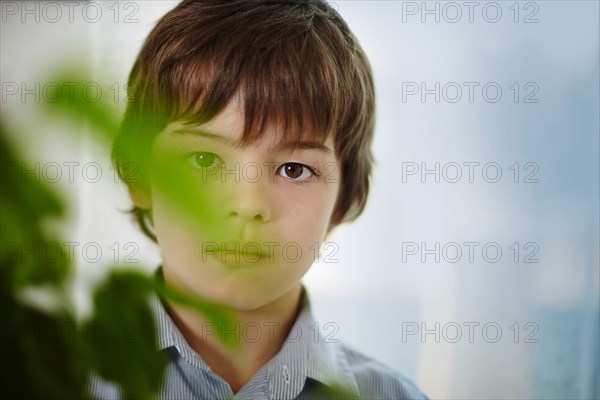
208, 241, 273, 260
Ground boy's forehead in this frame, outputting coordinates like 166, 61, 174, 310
161, 97, 335, 153
191, 98, 245, 141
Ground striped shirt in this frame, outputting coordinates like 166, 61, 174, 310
88, 287, 427, 400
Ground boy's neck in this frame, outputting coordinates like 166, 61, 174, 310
162, 282, 304, 394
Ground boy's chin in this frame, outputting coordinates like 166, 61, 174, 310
211, 296, 275, 314
193, 284, 299, 313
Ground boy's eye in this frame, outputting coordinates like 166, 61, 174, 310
277, 163, 314, 182
186, 152, 223, 169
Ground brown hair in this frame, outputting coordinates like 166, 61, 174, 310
113, 0, 375, 241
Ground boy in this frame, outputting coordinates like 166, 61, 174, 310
91, 0, 426, 398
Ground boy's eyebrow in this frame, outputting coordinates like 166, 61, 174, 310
170, 128, 333, 154
274, 141, 333, 154
170, 128, 235, 146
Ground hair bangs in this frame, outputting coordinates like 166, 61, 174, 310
160, 17, 343, 151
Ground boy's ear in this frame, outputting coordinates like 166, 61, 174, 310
128, 183, 152, 209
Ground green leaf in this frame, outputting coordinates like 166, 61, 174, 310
84, 270, 166, 400
0, 128, 68, 290
0, 293, 87, 399
44, 72, 119, 140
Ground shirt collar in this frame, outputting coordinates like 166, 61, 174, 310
265, 288, 360, 399
150, 291, 213, 371
148, 271, 359, 398
150, 268, 213, 371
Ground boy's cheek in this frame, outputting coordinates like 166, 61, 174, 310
150, 183, 235, 242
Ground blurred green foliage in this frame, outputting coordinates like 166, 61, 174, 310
1, 122, 168, 398
0, 75, 233, 399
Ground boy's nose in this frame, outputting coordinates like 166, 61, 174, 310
224, 180, 272, 222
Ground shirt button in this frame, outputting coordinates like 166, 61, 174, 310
282, 365, 290, 383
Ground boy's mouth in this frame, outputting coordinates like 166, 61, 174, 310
202, 241, 273, 263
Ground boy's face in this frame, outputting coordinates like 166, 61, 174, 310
132, 99, 340, 311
